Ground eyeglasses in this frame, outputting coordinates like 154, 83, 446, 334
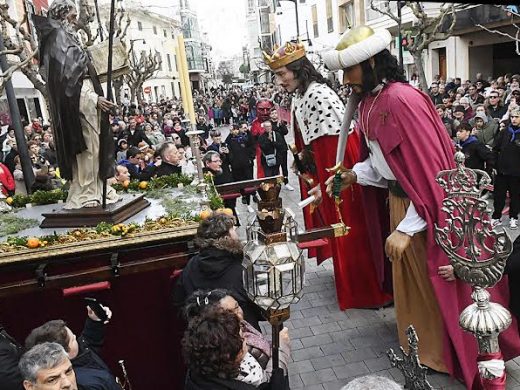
210, 159, 222, 163
489, 96, 499, 99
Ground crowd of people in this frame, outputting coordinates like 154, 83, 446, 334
427, 72, 520, 229
1, 83, 294, 214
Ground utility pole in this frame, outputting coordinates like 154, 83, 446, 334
0, 35, 35, 194
398, 1, 404, 66
294, 0, 300, 39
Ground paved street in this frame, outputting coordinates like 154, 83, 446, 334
219, 124, 520, 389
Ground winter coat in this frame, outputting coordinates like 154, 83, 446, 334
469, 116, 499, 147
73, 318, 120, 390
226, 133, 255, 171
458, 136, 494, 172
172, 247, 264, 330
493, 126, 520, 177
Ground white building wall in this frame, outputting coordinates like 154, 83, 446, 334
95, 1, 182, 102
364, 2, 517, 84
123, 10, 181, 102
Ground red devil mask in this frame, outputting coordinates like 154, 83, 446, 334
256, 99, 274, 122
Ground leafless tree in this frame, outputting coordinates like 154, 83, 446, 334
369, 1, 459, 91
125, 42, 161, 105
0, 0, 130, 99
471, 5, 520, 56
0, 1, 44, 96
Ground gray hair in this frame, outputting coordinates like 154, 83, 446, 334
48, 0, 76, 21
202, 151, 220, 167
157, 141, 176, 160
341, 375, 402, 390
19, 342, 69, 383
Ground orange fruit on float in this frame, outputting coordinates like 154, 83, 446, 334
5, 197, 13, 205
199, 209, 212, 220
221, 208, 234, 216
26, 237, 40, 249
122, 180, 130, 189
138, 181, 148, 190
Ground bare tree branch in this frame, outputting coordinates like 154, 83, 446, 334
475, 22, 520, 55
369, 0, 400, 24
0, 47, 37, 80
124, 43, 162, 104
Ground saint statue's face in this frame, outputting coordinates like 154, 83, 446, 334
256, 100, 274, 122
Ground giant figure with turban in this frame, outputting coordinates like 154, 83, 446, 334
323, 25, 520, 387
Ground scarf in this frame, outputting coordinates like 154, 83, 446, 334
507, 125, 520, 142
459, 135, 478, 148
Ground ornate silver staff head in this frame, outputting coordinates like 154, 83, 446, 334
435, 151, 511, 289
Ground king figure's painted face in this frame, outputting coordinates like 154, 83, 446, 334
256, 100, 274, 122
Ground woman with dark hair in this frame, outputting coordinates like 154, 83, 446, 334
265, 42, 393, 311
172, 214, 264, 330
182, 308, 264, 389
183, 289, 290, 373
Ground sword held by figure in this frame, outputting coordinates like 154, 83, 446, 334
325, 93, 362, 226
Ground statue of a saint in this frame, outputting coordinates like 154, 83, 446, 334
33, 0, 118, 209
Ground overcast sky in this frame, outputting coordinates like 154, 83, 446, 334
146, 0, 248, 60
47, 0, 248, 60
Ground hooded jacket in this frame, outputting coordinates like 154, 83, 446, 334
173, 247, 264, 330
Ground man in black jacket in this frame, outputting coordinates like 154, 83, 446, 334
269, 109, 293, 190
148, 142, 182, 178
492, 110, 520, 229
172, 214, 264, 330
0, 326, 23, 390
121, 117, 153, 148
202, 151, 240, 225
226, 124, 255, 204
456, 122, 494, 172
25, 305, 120, 390
258, 121, 285, 178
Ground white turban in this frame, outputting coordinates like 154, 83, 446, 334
322, 28, 392, 71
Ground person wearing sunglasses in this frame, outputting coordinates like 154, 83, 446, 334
487, 91, 508, 121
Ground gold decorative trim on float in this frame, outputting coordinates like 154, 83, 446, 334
0, 224, 198, 266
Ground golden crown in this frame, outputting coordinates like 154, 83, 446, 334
263, 41, 306, 70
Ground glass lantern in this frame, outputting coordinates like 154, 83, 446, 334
242, 215, 305, 311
